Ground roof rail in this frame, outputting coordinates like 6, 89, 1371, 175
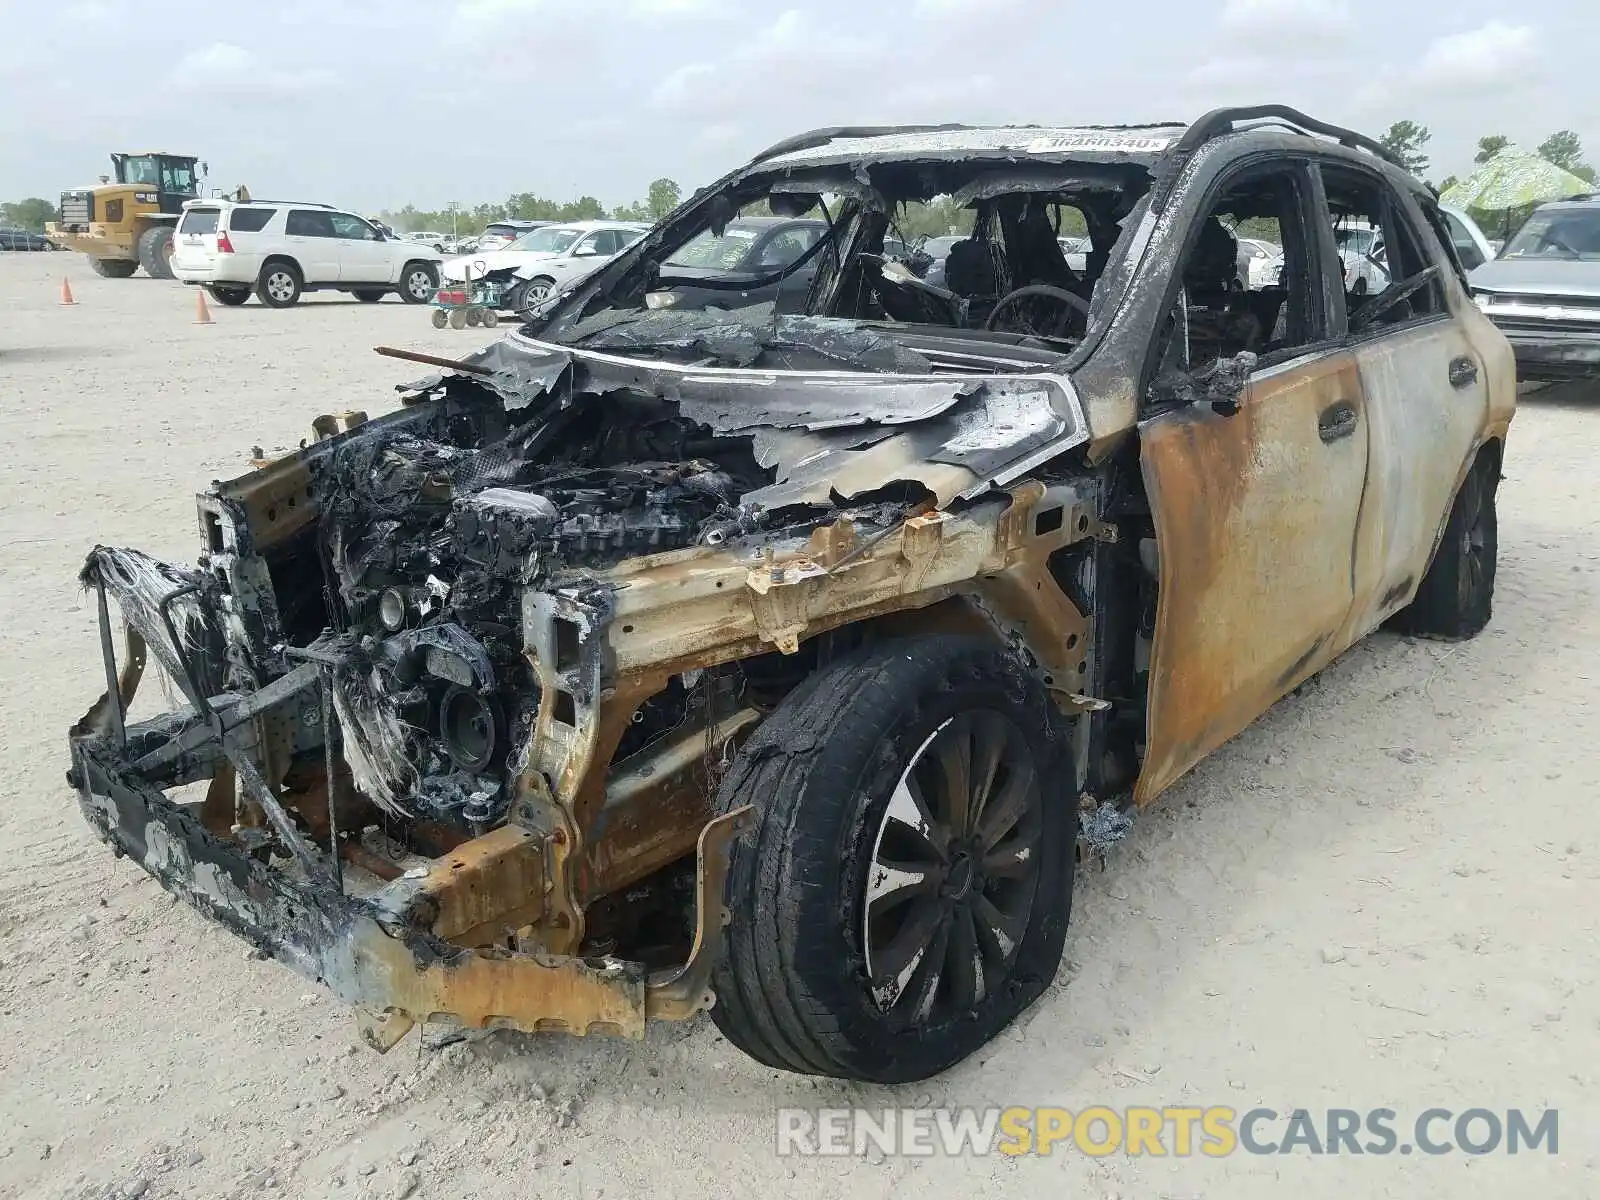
234, 199, 335, 207
749, 123, 973, 165
1175, 105, 1408, 172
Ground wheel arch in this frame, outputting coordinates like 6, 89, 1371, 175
259, 253, 303, 279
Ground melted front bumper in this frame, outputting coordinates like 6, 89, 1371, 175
69, 736, 749, 1046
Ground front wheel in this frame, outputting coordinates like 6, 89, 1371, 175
711, 637, 1075, 1083
136, 225, 175, 279
399, 262, 437, 304
431, 308, 450, 329
511, 275, 555, 314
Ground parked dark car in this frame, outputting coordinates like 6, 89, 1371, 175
647, 217, 828, 312
919, 234, 967, 288
0, 227, 56, 251
1469, 195, 1600, 381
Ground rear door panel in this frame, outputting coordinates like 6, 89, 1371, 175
1341, 319, 1488, 640
173, 206, 221, 274
1136, 350, 1369, 804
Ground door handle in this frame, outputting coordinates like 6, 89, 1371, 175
1318, 400, 1359, 443
1449, 355, 1478, 389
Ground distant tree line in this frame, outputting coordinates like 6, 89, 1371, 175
2, 198, 56, 232
380, 177, 686, 233
1376, 122, 1597, 194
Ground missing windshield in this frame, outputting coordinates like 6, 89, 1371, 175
533, 148, 1154, 371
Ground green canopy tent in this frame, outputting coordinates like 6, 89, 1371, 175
1440, 147, 1592, 241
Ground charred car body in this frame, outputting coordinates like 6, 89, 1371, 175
70, 107, 1515, 1083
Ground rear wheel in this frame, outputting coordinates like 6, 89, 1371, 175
448, 308, 468, 329
1391, 455, 1498, 639
481, 308, 499, 328
399, 262, 437, 304
89, 258, 138, 279
431, 308, 449, 329
353, 289, 386, 303
256, 261, 302, 307
205, 284, 251, 306
136, 226, 176, 279
710, 636, 1075, 1082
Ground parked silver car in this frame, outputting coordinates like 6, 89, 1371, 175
1470, 195, 1600, 381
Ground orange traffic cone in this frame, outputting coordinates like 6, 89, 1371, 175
59, 277, 76, 306
194, 287, 213, 325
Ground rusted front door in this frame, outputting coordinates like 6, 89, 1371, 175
1136, 350, 1369, 804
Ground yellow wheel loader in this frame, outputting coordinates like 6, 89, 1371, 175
46, 153, 215, 279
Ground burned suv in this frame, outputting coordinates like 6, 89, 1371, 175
70, 107, 1515, 1084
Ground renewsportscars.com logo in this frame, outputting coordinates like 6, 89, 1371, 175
775, 1106, 1559, 1158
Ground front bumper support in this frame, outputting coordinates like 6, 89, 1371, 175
70, 738, 751, 1044
68, 551, 752, 1047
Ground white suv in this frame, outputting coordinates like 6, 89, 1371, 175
171, 200, 443, 308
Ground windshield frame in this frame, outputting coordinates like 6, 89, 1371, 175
527, 129, 1176, 361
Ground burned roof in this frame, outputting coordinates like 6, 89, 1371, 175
754, 125, 1187, 172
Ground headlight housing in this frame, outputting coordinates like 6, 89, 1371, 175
645, 291, 680, 309
1473, 291, 1495, 311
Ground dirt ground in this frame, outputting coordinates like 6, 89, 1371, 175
1, 250, 1597, 1200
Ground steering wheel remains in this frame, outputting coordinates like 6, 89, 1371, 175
984, 284, 1090, 339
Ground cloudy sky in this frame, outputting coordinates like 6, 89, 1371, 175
2, 0, 1596, 215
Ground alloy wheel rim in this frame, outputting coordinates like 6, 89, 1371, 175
1463, 480, 1488, 592
408, 271, 431, 300
268, 273, 294, 301
862, 710, 1043, 1026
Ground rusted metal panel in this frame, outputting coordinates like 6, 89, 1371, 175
1341, 320, 1491, 640
1136, 351, 1368, 805
582, 708, 760, 901
372, 824, 547, 946
209, 455, 317, 548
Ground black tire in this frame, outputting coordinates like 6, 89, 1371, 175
1391, 455, 1498, 639
710, 636, 1075, 1083
136, 225, 176, 279
398, 262, 437, 304
256, 260, 302, 308
89, 258, 138, 279
510, 275, 556, 315
353, 289, 386, 303
205, 284, 251, 306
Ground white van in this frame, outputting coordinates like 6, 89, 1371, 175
171, 199, 443, 308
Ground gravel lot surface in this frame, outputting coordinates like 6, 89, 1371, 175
2, 252, 1597, 1199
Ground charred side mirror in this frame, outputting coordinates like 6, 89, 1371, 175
1199, 350, 1256, 415
1149, 351, 1257, 417
706, 194, 737, 237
